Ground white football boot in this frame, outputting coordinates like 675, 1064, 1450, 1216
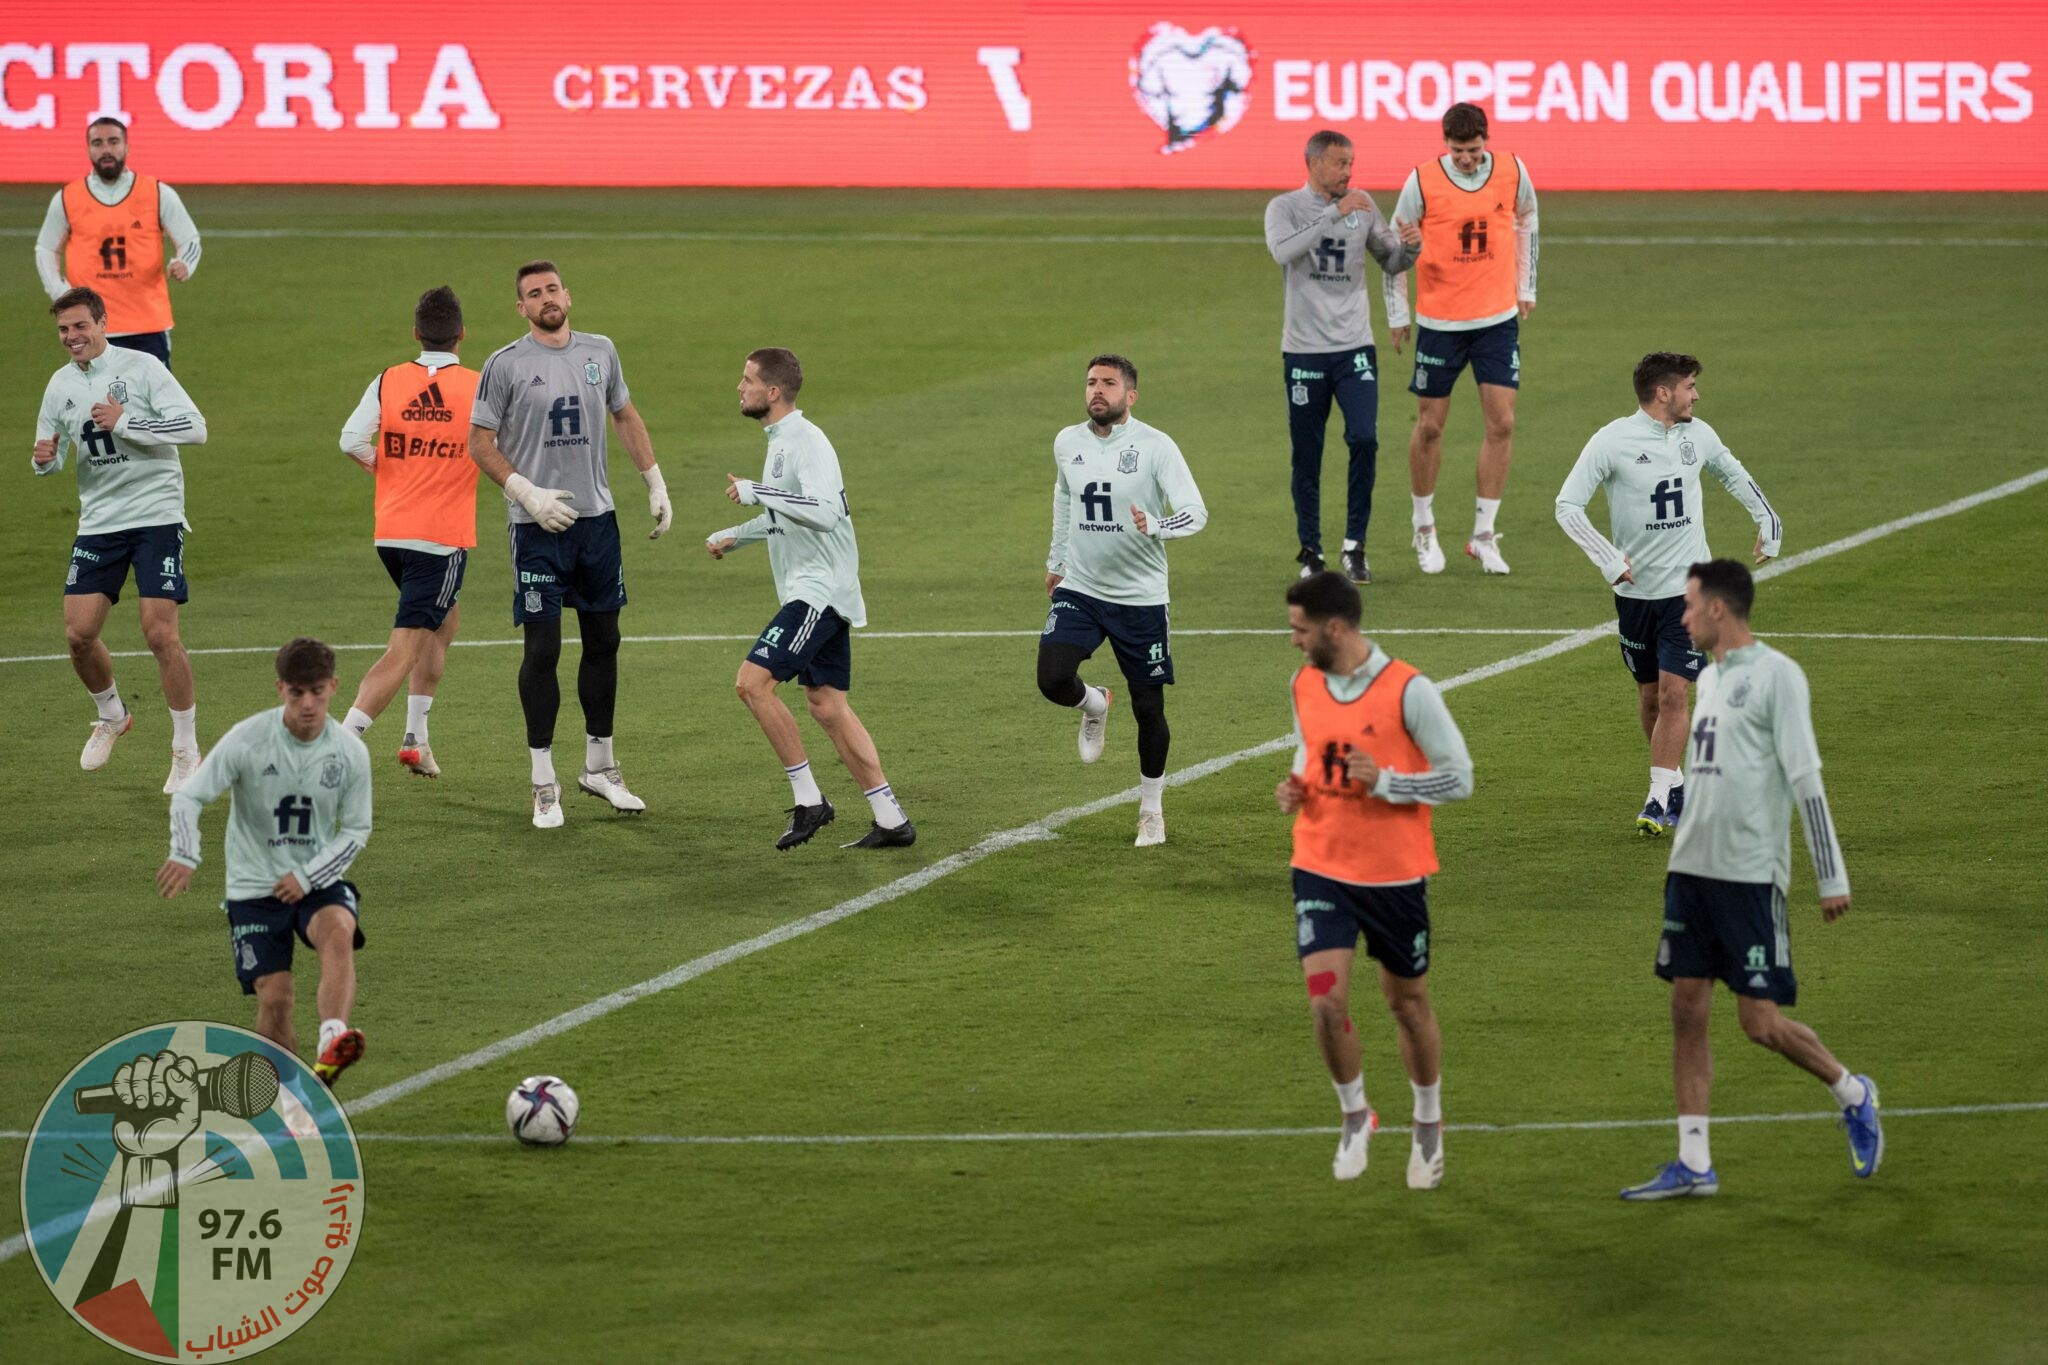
532, 782, 565, 829
81, 712, 134, 770
1078, 688, 1113, 764
398, 733, 440, 778
1333, 1108, 1378, 1181
162, 747, 202, 794
578, 765, 647, 813
1412, 526, 1446, 575
1465, 531, 1511, 575
1407, 1121, 1445, 1189
1134, 810, 1166, 847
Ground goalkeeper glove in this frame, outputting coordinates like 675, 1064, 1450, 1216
643, 465, 673, 539
505, 473, 578, 533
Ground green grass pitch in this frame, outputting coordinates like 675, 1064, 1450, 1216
2, 187, 2044, 1362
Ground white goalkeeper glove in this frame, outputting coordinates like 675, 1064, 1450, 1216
505, 473, 578, 533
643, 464, 673, 539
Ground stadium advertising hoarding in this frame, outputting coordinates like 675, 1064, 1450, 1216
1, 1, 2042, 190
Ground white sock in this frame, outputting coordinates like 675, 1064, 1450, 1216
405, 694, 432, 741
786, 760, 823, 807
530, 746, 556, 786
170, 706, 197, 751
1341, 537, 1360, 552
1678, 1114, 1711, 1173
1649, 766, 1682, 805
1138, 775, 1165, 815
318, 1018, 348, 1051
1077, 684, 1109, 718
1411, 493, 1435, 530
90, 683, 125, 722
1828, 1070, 1868, 1109
586, 734, 614, 772
865, 782, 907, 829
1335, 1074, 1367, 1116
1473, 496, 1502, 539
1411, 1080, 1442, 1124
343, 707, 374, 738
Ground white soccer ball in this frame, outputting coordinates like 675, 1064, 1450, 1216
506, 1075, 580, 1146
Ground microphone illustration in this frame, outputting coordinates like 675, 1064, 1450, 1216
72, 1051, 281, 1119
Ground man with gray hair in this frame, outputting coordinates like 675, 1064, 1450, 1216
1265, 129, 1422, 585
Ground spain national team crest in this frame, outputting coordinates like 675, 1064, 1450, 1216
1680, 440, 1698, 466
1728, 681, 1752, 708
771, 453, 784, 479
319, 756, 344, 790
1290, 382, 1308, 406
108, 380, 129, 405
1116, 448, 1139, 474
583, 361, 601, 386
523, 589, 543, 615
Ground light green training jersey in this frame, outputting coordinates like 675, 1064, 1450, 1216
716, 409, 866, 627
32, 344, 207, 534
1047, 416, 1208, 607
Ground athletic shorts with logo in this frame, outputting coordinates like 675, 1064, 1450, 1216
66, 522, 187, 603
1041, 586, 1174, 686
379, 546, 466, 630
1616, 593, 1704, 685
225, 880, 365, 995
1656, 870, 1797, 1005
1408, 317, 1521, 397
509, 510, 625, 625
749, 599, 852, 691
1292, 867, 1431, 977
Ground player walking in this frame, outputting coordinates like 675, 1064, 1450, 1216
337, 286, 481, 777
1276, 572, 1472, 1185
468, 261, 673, 828
1264, 129, 1422, 584
706, 348, 915, 850
34, 117, 202, 368
1039, 354, 1208, 847
1382, 103, 1538, 576
157, 638, 372, 1087
1555, 353, 1782, 834
32, 286, 209, 791
1621, 560, 1880, 1199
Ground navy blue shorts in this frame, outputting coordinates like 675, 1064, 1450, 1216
1041, 587, 1174, 687
225, 880, 365, 995
110, 331, 172, 369
1616, 593, 1704, 685
1292, 868, 1431, 977
66, 523, 187, 604
379, 546, 466, 630
1408, 318, 1521, 397
748, 599, 852, 691
1657, 871, 1796, 1004
510, 511, 625, 625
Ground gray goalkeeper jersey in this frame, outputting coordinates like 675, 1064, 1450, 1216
1264, 184, 1420, 353
472, 331, 630, 525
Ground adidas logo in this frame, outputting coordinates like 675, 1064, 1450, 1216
401, 381, 455, 423
529, 375, 545, 387
1748, 973, 1769, 988
1149, 665, 1165, 676
1635, 453, 1652, 464
63, 398, 75, 409
753, 646, 771, 658
1070, 453, 1085, 463
262, 764, 279, 775
161, 578, 177, 590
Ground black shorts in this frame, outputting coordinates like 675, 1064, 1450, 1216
109, 331, 172, 369
510, 511, 625, 624
1408, 317, 1521, 397
67, 523, 187, 604
379, 546, 467, 630
1616, 593, 1704, 685
747, 599, 852, 691
1041, 587, 1173, 687
1292, 868, 1431, 977
1656, 871, 1796, 1004
225, 880, 365, 995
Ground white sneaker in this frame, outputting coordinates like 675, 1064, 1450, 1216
1407, 1120, 1445, 1189
1465, 531, 1510, 575
1413, 526, 1446, 575
1134, 809, 1165, 847
1333, 1108, 1378, 1181
1078, 689, 1113, 764
532, 782, 564, 829
162, 747, 202, 794
398, 733, 440, 778
578, 765, 646, 813
81, 712, 134, 771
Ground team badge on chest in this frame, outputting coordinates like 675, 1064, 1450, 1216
320, 756, 345, 789
772, 452, 785, 479
108, 380, 128, 405
1680, 439, 1697, 466
583, 361, 602, 385
1117, 448, 1139, 474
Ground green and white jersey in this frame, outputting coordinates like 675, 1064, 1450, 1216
169, 708, 373, 902
32, 344, 207, 533
1555, 410, 1783, 601
716, 409, 866, 627
1669, 643, 1848, 899
1047, 416, 1207, 607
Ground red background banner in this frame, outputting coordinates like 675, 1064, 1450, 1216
1, 1, 2042, 189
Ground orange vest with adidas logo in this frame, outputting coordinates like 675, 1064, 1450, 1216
1290, 660, 1439, 884
63, 174, 172, 334
374, 361, 481, 547
1415, 153, 1520, 324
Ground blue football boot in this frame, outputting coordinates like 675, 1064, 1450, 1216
1842, 1075, 1884, 1178
1620, 1160, 1719, 1201
1635, 798, 1668, 836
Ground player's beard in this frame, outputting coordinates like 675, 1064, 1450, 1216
1306, 637, 1341, 671
739, 396, 771, 419
1086, 398, 1127, 428
93, 154, 124, 182
533, 305, 567, 333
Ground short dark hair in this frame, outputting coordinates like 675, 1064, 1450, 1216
414, 285, 463, 349
746, 347, 803, 397
1442, 102, 1488, 142
1303, 129, 1352, 163
1634, 351, 1702, 404
87, 115, 127, 136
515, 259, 559, 294
275, 637, 337, 687
1688, 559, 1754, 620
1285, 570, 1363, 627
1086, 353, 1137, 387
50, 287, 106, 322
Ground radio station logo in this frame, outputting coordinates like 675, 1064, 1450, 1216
1130, 22, 1256, 154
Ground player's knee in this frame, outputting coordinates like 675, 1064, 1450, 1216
804, 688, 846, 726
142, 621, 182, 655
1128, 685, 1166, 724
1035, 656, 1078, 704
1387, 988, 1433, 1031
735, 666, 775, 705
1658, 675, 1689, 708
578, 611, 621, 661
1739, 1006, 1781, 1049
521, 622, 562, 672
1413, 412, 1446, 444
1484, 413, 1517, 443
65, 624, 98, 656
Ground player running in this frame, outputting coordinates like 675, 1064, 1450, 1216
1276, 571, 1473, 1185
1039, 354, 1208, 847
157, 638, 372, 1087
1555, 352, 1782, 835
468, 260, 673, 828
31, 286, 209, 791
1382, 103, 1538, 576
337, 285, 481, 777
707, 348, 914, 851
1621, 560, 1880, 1200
